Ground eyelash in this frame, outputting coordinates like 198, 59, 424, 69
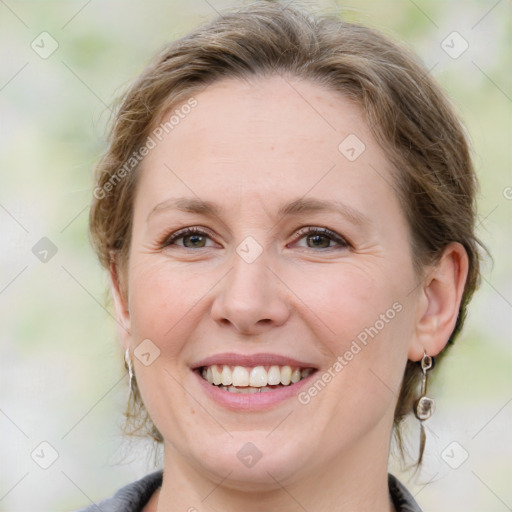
160, 226, 350, 251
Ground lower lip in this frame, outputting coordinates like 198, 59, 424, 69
192, 369, 318, 411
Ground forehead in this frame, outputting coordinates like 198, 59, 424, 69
158, 75, 369, 164
135, 75, 399, 223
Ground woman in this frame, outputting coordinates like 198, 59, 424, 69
80, 2, 485, 511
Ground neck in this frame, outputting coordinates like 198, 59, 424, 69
155, 421, 396, 512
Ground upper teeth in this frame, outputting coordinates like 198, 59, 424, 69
201, 365, 313, 387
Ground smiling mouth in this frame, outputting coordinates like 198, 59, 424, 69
196, 364, 317, 393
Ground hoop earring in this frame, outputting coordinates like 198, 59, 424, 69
124, 348, 134, 399
414, 351, 435, 464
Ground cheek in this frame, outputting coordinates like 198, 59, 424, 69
127, 257, 213, 342
297, 264, 412, 394
126, 259, 201, 440
293, 263, 401, 344
290, 266, 412, 452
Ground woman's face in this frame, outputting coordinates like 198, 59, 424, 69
116, 76, 425, 488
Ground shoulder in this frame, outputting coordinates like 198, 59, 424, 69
73, 470, 163, 512
389, 473, 423, 512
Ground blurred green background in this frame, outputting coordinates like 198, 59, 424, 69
0, 1, 510, 510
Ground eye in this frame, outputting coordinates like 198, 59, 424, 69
160, 227, 216, 249
292, 227, 350, 250
160, 226, 350, 251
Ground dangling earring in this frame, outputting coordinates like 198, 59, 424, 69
124, 348, 134, 400
414, 351, 435, 464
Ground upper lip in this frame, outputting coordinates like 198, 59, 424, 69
192, 352, 318, 369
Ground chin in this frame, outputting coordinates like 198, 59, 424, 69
186, 433, 314, 490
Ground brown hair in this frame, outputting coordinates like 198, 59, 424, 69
89, 1, 487, 464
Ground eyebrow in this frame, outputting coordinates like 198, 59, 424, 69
147, 196, 370, 227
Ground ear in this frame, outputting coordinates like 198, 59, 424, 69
408, 242, 469, 361
109, 252, 131, 351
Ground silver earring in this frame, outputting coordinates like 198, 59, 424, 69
124, 348, 134, 399
414, 351, 435, 421
414, 351, 435, 465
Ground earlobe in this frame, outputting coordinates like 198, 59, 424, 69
408, 242, 469, 361
109, 253, 131, 348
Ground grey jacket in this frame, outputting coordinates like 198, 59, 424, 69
76, 471, 422, 511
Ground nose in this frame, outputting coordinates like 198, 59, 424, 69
210, 244, 291, 335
